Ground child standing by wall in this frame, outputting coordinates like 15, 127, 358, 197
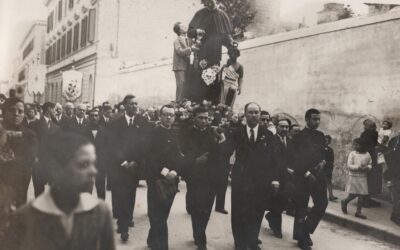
341, 138, 372, 219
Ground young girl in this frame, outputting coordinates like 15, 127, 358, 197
341, 138, 372, 219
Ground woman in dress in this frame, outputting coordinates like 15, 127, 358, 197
341, 138, 372, 219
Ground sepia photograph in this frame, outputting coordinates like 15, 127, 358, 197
0, 0, 400, 249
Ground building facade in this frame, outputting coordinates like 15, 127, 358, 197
12, 21, 47, 103
43, 0, 278, 106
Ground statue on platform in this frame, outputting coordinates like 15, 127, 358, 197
187, 0, 238, 104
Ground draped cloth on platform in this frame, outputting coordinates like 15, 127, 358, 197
187, 8, 234, 104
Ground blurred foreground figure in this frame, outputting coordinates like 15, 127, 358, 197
5, 133, 115, 250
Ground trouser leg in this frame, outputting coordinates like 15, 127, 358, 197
14, 166, 31, 207
174, 71, 186, 103
391, 181, 400, 223
95, 168, 106, 199
306, 179, 328, 234
191, 184, 215, 245
32, 164, 45, 198
216, 167, 229, 210
147, 182, 175, 250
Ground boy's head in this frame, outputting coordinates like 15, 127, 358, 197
228, 47, 240, 60
173, 22, 187, 36
325, 135, 332, 145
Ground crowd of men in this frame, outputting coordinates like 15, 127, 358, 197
2, 94, 399, 250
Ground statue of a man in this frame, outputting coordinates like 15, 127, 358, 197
187, 0, 237, 104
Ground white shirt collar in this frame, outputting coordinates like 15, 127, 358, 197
43, 116, 51, 123
32, 189, 99, 216
125, 113, 134, 125
103, 115, 109, 122
246, 124, 259, 140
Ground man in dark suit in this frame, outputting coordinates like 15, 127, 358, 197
229, 103, 280, 250
65, 103, 89, 135
99, 102, 113, 128
265, 118, 295, 239
53, 102, 71, 130
31, 102, 61, 197
1, 98, 38, 207
181, 106, 224, 250
108, 94, 148, 242
85, 107, 109, 199
292, 109, 328, 250
146, 104, 185, 250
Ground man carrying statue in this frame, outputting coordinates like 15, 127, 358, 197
187, 0, 238, 104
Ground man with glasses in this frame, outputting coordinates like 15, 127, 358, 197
146, 104, 185, 250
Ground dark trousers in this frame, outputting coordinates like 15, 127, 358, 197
189, 181, 216, 245
95, 168, 106, 199
32, 163, 46, 198
215, 166, 230, 210
231, 182, 266, 249
111, 179, 138, 233
293, 176, 328, 241
186, 181, 194, 214
147, 181, 175, 250
265, 190, 287, 232
391, 180, 400, 224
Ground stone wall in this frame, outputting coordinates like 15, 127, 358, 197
97, 11, 400, 196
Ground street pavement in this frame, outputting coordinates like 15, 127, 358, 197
99, 182, 399, 250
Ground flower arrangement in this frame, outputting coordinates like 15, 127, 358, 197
201, 65, 221, 86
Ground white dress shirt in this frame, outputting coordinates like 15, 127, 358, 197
246, 124, 259, 141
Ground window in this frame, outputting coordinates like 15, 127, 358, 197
46, 48, 50, 65
81, 16, 88, 47
73, 23, 80, 52
52, 44, 56, 64
47, 12, 54, 33
66, 29, 72, 55
69, 0, 74, 9
58, 0, 63, 21
61, 34, 66, 58
22, 39, 34, 60
88, 9, 96, 42
56, 39, 61, 61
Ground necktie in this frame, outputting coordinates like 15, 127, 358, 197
250, 128, 255, 143
129, 118, 133, 126
47, 120, 51, 128
282, 136, 287, 147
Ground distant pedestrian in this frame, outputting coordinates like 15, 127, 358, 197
341, 138, 372, 219
4, 133, 115, 250
324, 135, 337, 201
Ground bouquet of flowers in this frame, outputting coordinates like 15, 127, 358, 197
201, 66, 221, 86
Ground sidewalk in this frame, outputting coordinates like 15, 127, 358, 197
320, 189, 400, 246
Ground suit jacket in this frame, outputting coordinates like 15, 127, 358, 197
65, 116, 89, 135
181, 126, 221, 185
99, 116, 111, 128
292, 127, 326, 177
146, 125, 185, 181
31, 118, 61, 179
172, 36, 191, 71
53, 114, 71, 131
84, 125, 109, 171
229, 125, 279, 192
21, 118, 38, 130
271, 135, 295, 184
108, 115, 149, 184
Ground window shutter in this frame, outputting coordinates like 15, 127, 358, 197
73, 23, 80, 51
61, 35, 66, 59
88, 9, 96, 42
58, 0, 63, 21
81, 16, 88, 47
66, 29, 72, 55
56, 39, 61, 61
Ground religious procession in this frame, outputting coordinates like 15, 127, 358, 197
1, 0, 400, 250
